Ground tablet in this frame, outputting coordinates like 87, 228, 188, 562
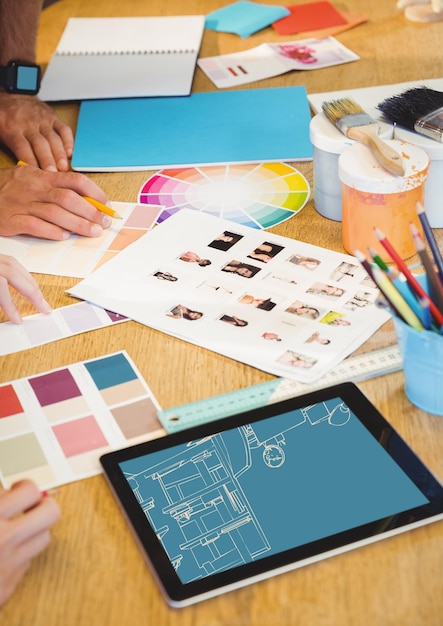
100, 382, 443, 607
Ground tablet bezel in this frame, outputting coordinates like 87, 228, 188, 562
100, 382, 443, 607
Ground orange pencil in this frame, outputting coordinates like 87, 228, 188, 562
82, 196, 122, 219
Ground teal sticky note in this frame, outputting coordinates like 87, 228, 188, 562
206, 1, 290, 38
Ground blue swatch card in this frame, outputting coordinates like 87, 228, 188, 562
72, 86, 313, 172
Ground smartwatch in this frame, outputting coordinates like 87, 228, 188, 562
0, 60, 41, 95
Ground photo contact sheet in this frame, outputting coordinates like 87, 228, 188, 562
70, 210, 389, 383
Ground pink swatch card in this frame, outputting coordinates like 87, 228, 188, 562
0, 351, 163, 490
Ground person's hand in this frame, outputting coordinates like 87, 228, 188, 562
0, 164, 111, 240
0, 254, 51, 323
0, 94, 73, 171
0, 480, 61, 607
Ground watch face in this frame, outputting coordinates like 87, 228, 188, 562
15, 65, 40, 93
6, 61, 41, 94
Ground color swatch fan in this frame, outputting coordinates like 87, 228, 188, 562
138, 163, 310, 229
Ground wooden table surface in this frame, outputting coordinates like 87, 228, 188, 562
1, 1, 443, 624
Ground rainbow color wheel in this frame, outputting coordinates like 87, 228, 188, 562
137, 163, 310, 230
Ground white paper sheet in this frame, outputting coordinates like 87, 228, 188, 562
69, 210, 389, 383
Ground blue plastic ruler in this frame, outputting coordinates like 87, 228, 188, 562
158, 345, 402, 434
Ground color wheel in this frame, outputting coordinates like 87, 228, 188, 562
137, 163, 310, 230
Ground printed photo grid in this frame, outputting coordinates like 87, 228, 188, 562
70, 210, 389, 383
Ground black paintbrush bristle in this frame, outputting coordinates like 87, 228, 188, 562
377, 87, 443, 130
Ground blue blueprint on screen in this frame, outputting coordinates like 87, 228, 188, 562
119, 398, 428, 584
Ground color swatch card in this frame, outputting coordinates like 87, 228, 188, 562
71, 87, 313, 172
69, 210, 389, 384
198, 37, 359, 89
0, 352, 164, 490
0, 202, 162, 278
0, 302, 128, 356
138, 163, 310, 230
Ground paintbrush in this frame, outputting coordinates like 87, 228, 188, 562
377, 87, 443, 142
322, 98, 405, 176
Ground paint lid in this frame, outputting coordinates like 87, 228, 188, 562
338, 139, 429, 193
310, 112, 393, 154
395, 126, 443, 160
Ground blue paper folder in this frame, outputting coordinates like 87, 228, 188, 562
71, 86, 313, 172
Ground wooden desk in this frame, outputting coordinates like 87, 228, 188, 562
1, 1, 443, 624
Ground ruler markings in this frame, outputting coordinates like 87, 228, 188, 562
158, 345, 402, 433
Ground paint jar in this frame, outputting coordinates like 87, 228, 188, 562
338, 140, 429, 261
309, 113, 393, 221
395, 126, 443, 228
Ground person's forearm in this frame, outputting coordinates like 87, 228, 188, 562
0, 0, 43, 64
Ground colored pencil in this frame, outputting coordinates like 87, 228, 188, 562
356, 249, 405, 319
388, 272, 423, 320
82, 196, 122, 219
366, 247, 422, 316
367, 247, 390, 272
410, 222, 443, 314
374, 227, 443, 327
354, 249, 375, 281
371, 266, 424, 330
416, 202, 443, 284
418, 298, 432, 330
374, 295, 391, 313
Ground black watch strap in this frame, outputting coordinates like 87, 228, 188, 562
0, 65, 7, 87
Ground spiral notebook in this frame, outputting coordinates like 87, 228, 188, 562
39, 16, 205, 101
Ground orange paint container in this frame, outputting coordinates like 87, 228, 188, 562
338, 140, 429, 261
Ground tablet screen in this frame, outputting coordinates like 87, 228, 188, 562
101, 383, 443, 606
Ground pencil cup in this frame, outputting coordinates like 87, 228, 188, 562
393, 316, 443, 416
338, 140, 429, 261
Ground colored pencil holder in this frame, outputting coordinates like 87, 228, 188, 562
338, 140, 429, 261
393, 316, 443, 416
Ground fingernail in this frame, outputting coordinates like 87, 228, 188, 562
90, 224, 103, 237
46, 165, 58, 172
42, 488, 60, 498
102, 215, 112, 229
57, 158, 68, 171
